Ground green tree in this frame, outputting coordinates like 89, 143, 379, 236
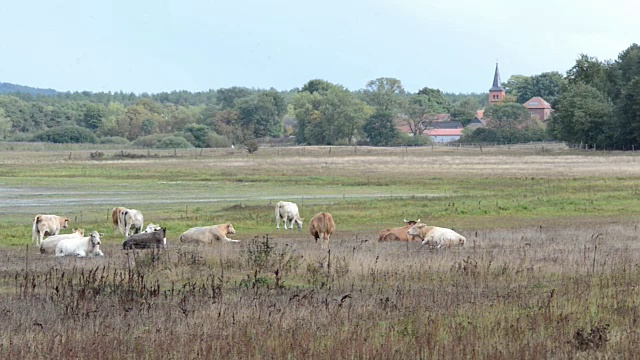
617, 77, 640, 148
449, 97, 479, 125
363, 77, 405, 112
182, 124, 211, 148
0, 108, 12, 139
566, 55, 611, 96
504, 72, 565, 104
400, 94, 447, 136
79, 102, 106, 130
363, 110, 399, 146
416, 87, 450, 111
217, 87, 252, 109
237, 90, 286, 138
483, 102, 531, 143
547, 82, 616, 148
300, 79, 338, 94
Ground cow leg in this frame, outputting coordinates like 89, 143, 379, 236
75, 250, 87, 257
322, 234, 329, 249
284, 218, 289, 230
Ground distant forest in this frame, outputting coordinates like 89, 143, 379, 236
0, 43, 639, 149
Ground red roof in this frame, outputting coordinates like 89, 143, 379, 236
524, 97, 552, 109
426, 129, 463, 136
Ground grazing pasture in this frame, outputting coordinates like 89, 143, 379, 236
2, 144, 640, 358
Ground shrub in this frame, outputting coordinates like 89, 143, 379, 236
206, 132, 232, 148
32, 126, 97, 144
396, 133, 431, 146
132, 134, 193, 149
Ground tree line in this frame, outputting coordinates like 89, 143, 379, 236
0, 43, 638, 149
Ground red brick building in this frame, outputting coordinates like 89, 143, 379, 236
523, 96, 552, 121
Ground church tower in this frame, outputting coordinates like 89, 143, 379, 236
488, 62, 505, 104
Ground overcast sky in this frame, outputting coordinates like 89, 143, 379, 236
1, 0, 637, 94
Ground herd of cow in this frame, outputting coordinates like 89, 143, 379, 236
29, 201, 466, 257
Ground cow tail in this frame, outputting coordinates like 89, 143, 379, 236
32, 215, 41, 242
122, 210, 129, 234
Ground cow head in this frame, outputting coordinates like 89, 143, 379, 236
72, 228, 85, 236
294, 215, 304, 229
62, 218, 70, 228
143, 223, 162, 233
89, 231, 101, 246
407, 223, 425, 239
226, 223, 236, 234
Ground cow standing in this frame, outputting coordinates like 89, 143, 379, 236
111, 207, 126, 234
309, 212, 335, 249
117, 208, 144, 237
275, 201, 303, 230
32, 214, 70, 246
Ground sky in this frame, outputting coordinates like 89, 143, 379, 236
1, 0, 638, 95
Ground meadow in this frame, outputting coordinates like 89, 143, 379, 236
2, 143, 640, 358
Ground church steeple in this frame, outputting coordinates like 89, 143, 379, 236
488, 62, 505, 104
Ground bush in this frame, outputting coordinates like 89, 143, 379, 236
132, 134, 194, 149
32, 126, 97, 144
159, 136, 193, 149
132, 134, 167, 148
99, 136, 130, 145
396, 133, 431, 146
205, 133, 232, 148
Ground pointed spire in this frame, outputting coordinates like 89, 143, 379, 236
490, 62, 504, 91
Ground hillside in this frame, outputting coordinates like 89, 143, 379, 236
0, 82, 57, 96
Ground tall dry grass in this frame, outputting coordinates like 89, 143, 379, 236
1, 221, 639, 358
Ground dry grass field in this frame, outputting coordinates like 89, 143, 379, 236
2, 143, 640, 358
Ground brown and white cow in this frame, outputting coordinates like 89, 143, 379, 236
378, 218, 421, 242
309, 212, 335, 249
111, 207, 126, 234
179, 223, 239, 244
118, 208, 144, 237
407, 223, 466, 249
32, 214, 70, 246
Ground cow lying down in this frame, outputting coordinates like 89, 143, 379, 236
40, 228, 84, 254
407, 223, 466, 249
123, 227, 167, 250
378, 219, 420, 242
179, 223, 238, 243
55, 231, 104, 257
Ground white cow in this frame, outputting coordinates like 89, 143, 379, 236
32, 214, 70, 246
142, 223, 162, 233
407, 223, 466, 249
118, 208, 144, 237
179, 223, 239, 243
275, 201, 303, 230
55, 231, 104, 257
40, 228, 84, 254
